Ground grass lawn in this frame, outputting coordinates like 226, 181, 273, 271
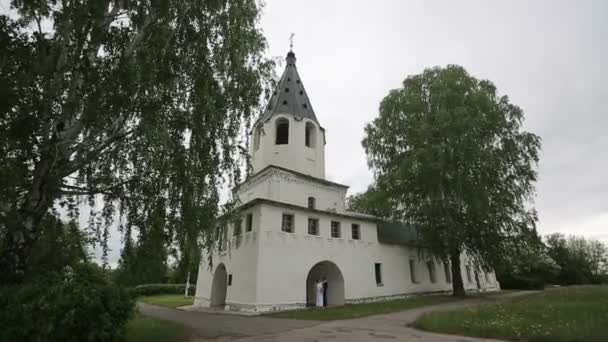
413, 286, 608, 342
126, 315, 190, 342
141, 294, 194, 308
266, 294, 457, 320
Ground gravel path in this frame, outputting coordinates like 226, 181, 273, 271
137, 302, 319, 339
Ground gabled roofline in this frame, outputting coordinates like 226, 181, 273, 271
239, 198, 378, 223
236, 164, 349, 191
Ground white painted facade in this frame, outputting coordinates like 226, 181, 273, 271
251, 114, 326, 180
194, 51, 499, 313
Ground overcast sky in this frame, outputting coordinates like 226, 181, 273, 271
94, 0, 608, 264
260, 0, 608, 244
4, 0, 606, 265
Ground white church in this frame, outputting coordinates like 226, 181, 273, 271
194, 50, 500, 313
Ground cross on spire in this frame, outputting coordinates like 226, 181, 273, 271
289, 33, 295, 51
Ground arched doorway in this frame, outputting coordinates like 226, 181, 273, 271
306, 261, 345, 306
210, 263, 227, 307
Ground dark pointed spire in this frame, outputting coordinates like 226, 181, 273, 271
286, 51, 296, 65
258, 50, 319, 126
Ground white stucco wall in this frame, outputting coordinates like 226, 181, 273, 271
193, 201, 500, 312
236, 167, 347, 212
194, 205, 263, 310
251, 115, 325, 179
254, 204, 498, 308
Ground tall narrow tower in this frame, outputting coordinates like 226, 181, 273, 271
250, 51, 326, 179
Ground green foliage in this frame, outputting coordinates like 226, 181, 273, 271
346, 185, 392, 218
114, 219, 169, 286
140, 294, 194, 308
128, 283, 194, 297
25, 217, 90, 279
545, 233, 608, 285
414, 286, 608, 342
498, 274, 546, 290
363, 65, 541, 295
0, 0, 273, 283
0, 263, 134, 342
495, 230, 559, 289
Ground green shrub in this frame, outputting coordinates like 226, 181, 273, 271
590, 274, 608, 284
128, 283, 194, 297
0, 263, 134, 342
498, 273, 545, 290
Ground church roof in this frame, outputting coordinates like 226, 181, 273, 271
257, 51, 320, 127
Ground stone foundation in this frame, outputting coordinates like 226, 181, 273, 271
193, 296, 211, 307
345, 290, 451, 305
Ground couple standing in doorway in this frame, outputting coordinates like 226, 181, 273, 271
315, 278, 328, 307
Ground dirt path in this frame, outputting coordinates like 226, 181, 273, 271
139, 291, 536, 341
137, 302, 319, 339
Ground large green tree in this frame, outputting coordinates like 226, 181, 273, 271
545, 233, 608, 285
0, 0, 272, 284
346, 185, 391, 219
363, 65, 541, 296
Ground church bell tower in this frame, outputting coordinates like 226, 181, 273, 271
250, 50, 326, 179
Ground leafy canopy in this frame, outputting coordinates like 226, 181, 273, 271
363, 65, 541, 293
346, 185, 391, 219
545, 233, 608, 285
0, 0, 273, 282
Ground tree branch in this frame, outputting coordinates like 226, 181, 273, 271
60, 180, 130, 197
60, 127, 137, 178
123, 14, 157, 60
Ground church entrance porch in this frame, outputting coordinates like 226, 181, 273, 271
305, 261, 345, 307
210, 263, 228, 308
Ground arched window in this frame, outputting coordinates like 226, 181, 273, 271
307, 196, 315, 209
275, 118, 289, 145
305, 122, 316, 147
253, 126, 261, 151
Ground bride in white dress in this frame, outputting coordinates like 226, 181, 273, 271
315, 279, 324, 307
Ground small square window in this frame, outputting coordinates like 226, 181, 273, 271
233, 219, 242, 236
281, 213, 294, 233
331, 221, 341, 238
351, 224, 360, 240
308, 218, 319, 235
375, 263, 383, 285
246, 213, 253, 232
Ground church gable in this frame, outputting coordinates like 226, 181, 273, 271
237, 165, 348, 212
